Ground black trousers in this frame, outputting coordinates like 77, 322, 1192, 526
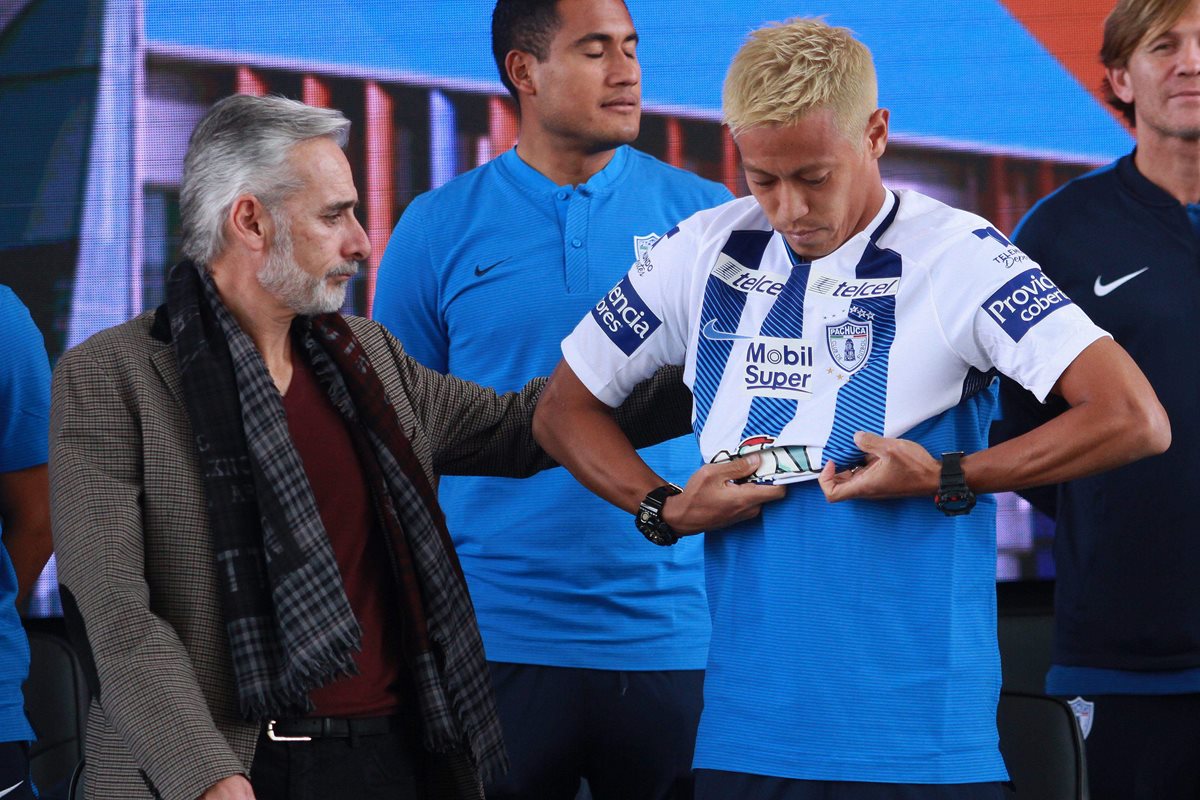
0, 742, 37, 799
484, 663, 704, 800
1060, 693, 1200, 800
250, 723, 426, 800
694, 770, 1011, 800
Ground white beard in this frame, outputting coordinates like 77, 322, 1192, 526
257, 220, 358, 315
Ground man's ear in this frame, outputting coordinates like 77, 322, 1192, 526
865, 108, 890, 159
227, 194, 271, 254
1107, 66, 1135, 105
506, 50, 538, 98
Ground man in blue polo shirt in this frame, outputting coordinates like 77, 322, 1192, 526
371, 0, 730, 797
534, 17, 1170, 800
0, 284, 53, 800
992, 1, 1200, 796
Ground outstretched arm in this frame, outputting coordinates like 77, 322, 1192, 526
818, 337, 1170, 502
534, 360, 785, 534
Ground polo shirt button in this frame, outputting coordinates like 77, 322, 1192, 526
571, 238, 582, 248
557, 191, 569, 200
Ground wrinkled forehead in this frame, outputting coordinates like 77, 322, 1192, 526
284, 138, 358, 204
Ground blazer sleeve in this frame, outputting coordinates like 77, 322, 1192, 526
50, 347, 246, 800
376, 326, 694, 478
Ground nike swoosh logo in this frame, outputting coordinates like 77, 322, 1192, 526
0, 781, 24, 798
1094, 267, 1149, 297
701, 319, 752, 340
474, 259, 507, 277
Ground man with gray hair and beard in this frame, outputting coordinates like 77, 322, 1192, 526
48, 94, 702, 800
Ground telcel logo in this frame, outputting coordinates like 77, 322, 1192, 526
808, 272, 899, 299
983, 268, 1072, 342
591, 276, 662, 355
712, 256, 786, 296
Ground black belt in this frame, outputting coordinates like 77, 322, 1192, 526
266, 714, 407, 742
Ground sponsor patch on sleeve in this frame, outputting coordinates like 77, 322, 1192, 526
982, 268, 1072, 342
590, 275, 663, 355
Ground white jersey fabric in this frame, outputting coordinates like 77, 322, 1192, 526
565, 189, 1103, 479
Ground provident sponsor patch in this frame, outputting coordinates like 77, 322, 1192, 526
982, 268, 1072, 342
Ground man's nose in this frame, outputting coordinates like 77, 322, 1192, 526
346, 213, 370, 262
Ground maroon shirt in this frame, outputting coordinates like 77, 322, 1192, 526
282, 346, 410, 718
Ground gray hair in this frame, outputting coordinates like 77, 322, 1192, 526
179, 94, 351, 265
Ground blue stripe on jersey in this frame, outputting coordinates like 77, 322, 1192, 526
823, 198, 903, 467
740, 245, 811, 441
694, 231, 773, 436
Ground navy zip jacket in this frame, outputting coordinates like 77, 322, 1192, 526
993, 152, 1200, 673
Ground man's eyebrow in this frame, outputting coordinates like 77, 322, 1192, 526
572, 31, 639, 47
742, 160, 830, 176
321, 199, 357, 213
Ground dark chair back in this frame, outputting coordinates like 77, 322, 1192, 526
998, 690, 1089, 799
24, 630, 90, 791
68, 758, 85, 800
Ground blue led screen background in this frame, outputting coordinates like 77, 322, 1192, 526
0, 0, 1129, 613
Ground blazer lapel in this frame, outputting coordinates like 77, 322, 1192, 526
151, 346, 186, 409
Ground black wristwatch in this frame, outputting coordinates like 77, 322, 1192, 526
934, 451, 975, 516
636, 483, 683, 546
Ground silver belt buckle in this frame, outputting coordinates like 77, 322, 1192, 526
267, 719, 312, 742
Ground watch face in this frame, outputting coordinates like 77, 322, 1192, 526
637, 485, 682, 545
636, 512, 678, 546
937, 491, 976, 516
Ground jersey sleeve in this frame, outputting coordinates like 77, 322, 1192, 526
0, 287, 51, 472
370, 198, 450, 373
561, 221, 699, 407
927, 227, 1107, 402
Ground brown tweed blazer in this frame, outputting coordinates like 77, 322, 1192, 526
49, 310, 689, 800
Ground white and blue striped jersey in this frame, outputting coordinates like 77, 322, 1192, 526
561, 188, 1108, 783
566, 190, 1104, 483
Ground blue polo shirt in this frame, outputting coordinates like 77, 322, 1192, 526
0, 285, 51, 742
373, 146, 731, 669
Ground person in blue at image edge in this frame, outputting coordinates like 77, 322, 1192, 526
371, 1, 732, 798
0, 285, 54, 800
533, 16, 1173, 800
992, 0, 1200, 797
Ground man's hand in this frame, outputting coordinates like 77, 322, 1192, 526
817, 432, 939, 503
662, 453, 787, 534
198, 775, 255, 800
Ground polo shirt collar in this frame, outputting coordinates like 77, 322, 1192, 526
497, 144, 630, 198
1117, 148, 1180, 209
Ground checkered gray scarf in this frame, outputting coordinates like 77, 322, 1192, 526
166, 261, 505, 790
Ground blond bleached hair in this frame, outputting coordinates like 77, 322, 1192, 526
723, 17, 878, 145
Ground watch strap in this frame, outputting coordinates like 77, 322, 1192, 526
636, 483, 683, 546
935, 451, 975, 516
